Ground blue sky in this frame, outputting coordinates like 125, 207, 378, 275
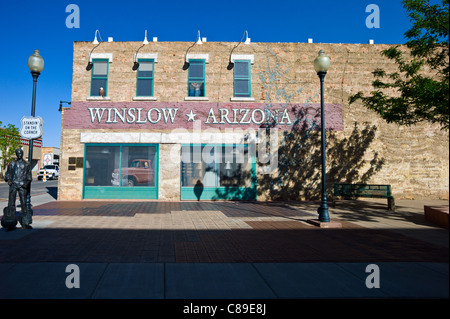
0, 0, 412, 148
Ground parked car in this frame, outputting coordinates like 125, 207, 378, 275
111, 159, 154, 186
37, 165, 59, 180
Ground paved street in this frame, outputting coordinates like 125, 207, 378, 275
0, 179, 58, 200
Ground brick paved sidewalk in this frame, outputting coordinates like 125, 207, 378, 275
0, 200, 448, 264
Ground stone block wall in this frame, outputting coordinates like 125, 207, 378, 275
58, 40, 449, 200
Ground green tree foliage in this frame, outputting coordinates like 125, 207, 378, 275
349, 0, 449, 130
0, 121, 22, 174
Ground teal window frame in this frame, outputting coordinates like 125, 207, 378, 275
82, 143, 159, 200
90, 58, 109, 97
233, 60, 251, 98
188, 59, 205, 97
136, 58, 155, 97
180, 144, 257, 201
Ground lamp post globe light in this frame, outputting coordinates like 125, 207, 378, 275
28, 49, 45, 75
314, 50, 330, 223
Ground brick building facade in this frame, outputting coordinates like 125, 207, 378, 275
58, 40, 449, 201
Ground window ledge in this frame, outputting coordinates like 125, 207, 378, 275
86, 96, 111, 101
184, 96, 209, 101
89, 53, 113, 63
185, 53, 209, 63
230, 54, 254, 64
133, 96, 158, 101
230, 97, 255, 102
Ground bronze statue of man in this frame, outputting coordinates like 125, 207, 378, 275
2, 149, 33, 230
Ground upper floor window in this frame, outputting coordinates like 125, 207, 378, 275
188, 59, 205, 97
234, 60, 251, 98
136, 59, 154, 97
90, 59, 109, 97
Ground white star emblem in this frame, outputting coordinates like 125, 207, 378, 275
186, 110, 197, 122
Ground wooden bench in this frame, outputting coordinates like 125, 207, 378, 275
333, 183, 395, 211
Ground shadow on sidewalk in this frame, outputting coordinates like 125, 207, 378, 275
1, 222, 448, 264
45, 187, 58, 200
328, 200, 447, 227
1, 200, 448, 264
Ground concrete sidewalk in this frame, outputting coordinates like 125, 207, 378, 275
0, 197, 448, 299
0, 262, 447, 299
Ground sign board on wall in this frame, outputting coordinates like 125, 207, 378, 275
63, 102, 344, 131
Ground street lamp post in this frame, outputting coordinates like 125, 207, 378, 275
27, 50, 44, 214
27, 49, 44, 166
314, 50, 331, 223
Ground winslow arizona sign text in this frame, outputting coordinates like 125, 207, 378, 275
63, 102, 343, 130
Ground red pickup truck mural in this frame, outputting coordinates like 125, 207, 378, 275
111, 159, 154, 186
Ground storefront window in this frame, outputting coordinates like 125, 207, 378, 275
119, 146, 156, 186
85, 146, 120, 186
85, 145, 156, 187
218, 145, 252, 188
181, 145, 253, 189
181, 145, 215, 187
